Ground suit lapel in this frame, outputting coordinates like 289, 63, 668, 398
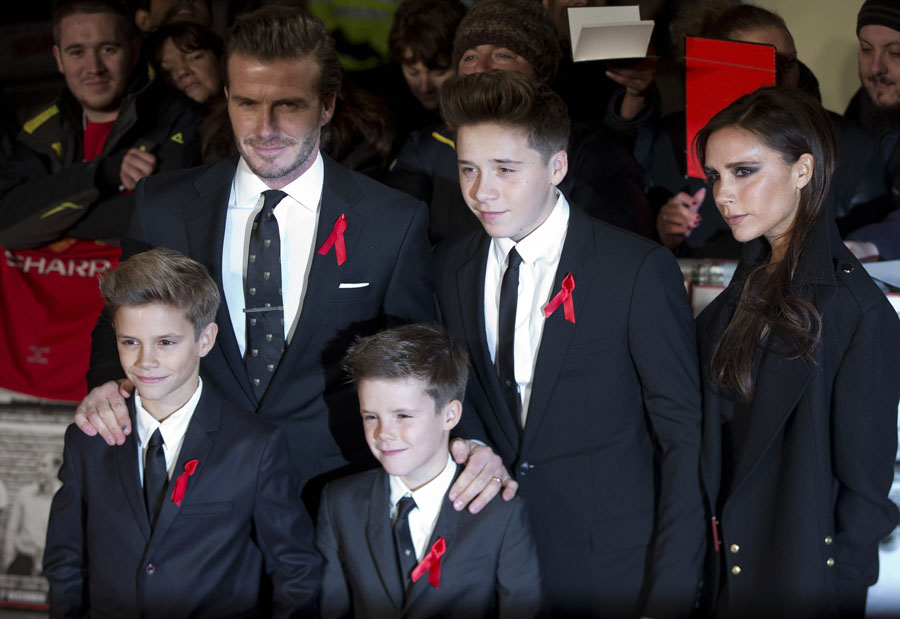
117, 400, 151, 541
728, 352, 811, 495
521, 210, 593, 455
183, 160, 256, 405
144, 390, 219, 553
263, 157, 366, 404
455, 234, 519, 457
365, 469, 405, 612
403, 472, 463, 611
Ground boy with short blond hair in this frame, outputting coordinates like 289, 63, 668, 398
317, 323, 541, 619
44, 248, 321, 618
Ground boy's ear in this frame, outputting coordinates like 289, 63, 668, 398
197, 322, 218, 358
549, 149, 568, 186
441, 399, 462, 431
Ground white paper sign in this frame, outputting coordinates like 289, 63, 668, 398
567, 5, 654, 62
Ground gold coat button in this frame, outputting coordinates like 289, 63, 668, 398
824, 536, 833, 545
729, 544, 740, 554
826, 558, 835, 567
731, 565, 741, 575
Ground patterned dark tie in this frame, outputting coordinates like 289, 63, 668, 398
245, 189, 287, 399
143, 428, 167, 529
498, 247, 523, 428
393, 495, 418, 589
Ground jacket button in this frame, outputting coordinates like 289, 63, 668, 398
731, 565, 741, 575
826, 558, 835, 567
145, 563, 156, 575
841, 264, 854, 274
517, 462, 533, 477
729, 544, 740, 554
824, 536, 833, 545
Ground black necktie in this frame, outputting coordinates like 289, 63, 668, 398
143, 428, 167, 529
498, 247, 523, 428
245, 189, 287, 399
393, 496, 418, 587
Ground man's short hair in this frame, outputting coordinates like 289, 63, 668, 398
148, 21, 223, 67
388, 0, 466, 70
99, 248, 220, 338
342, 324, 469, 411
223, 5, 342, 99
53, 0, 136, 44
440, 70, 569, 162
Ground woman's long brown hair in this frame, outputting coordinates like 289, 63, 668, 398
694, 87, 836, 402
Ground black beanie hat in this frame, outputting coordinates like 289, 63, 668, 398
858, 0, 900, 34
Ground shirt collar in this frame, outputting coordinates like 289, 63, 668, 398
232, 152, 324, 213
389, 452, 457, 512
135, 377, 203, 450
490, 191, 569, 269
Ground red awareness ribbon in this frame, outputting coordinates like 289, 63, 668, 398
411, 536, 446, 588
170, 459, 199, 506
543, 273, 576, 323
317, 213, 348, 265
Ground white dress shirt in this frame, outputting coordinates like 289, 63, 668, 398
135, 377, 204, 483
388, 454, 457, 561
223, 154, 324, 356
484, 192, 569, 426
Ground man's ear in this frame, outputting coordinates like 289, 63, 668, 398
198, 322, 218, 358
53, 45, 64, 74
320, 92, 337, 126
550, 149, 568, 186
135, 9, 151, 33
442, 399, 462, 431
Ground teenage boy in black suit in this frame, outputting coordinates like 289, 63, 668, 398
73, 6, 511, 515
317, 324, 541, 619
433, 71, 706, 617
44, 248, 321, 617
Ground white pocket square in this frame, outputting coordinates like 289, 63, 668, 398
339, 282, 370, 289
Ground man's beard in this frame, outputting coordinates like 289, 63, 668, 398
865, 75, 900, 130
239, 133, 318, 181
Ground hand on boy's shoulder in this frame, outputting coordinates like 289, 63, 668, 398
74, 379, 134, 446
449, 438, 517, 514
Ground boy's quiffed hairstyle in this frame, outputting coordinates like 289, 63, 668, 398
342, 324, 469, 410
223, 5, 342, 99
440, 70, 569, 162
99, 248, 220, 338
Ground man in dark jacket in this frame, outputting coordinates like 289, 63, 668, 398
0, 0, 202, 250
385, 0, 652, 244
844, 0, 900, 261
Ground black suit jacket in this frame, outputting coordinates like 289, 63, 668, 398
44, 387, 321, 618
88, 156, 435, 506
697, 211, 900, 618
316, 467, 542, 619
434, 205, 705, 617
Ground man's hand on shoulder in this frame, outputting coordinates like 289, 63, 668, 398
74, 379, 134, 446
448, 438, 517, 514
119, 148, 158, 191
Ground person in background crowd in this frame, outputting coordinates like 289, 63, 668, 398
386, 0, 652, 244
385, 0, 466, 148
3, 453, 61, 576
75, 6, 512, 521
135, 0, 212, 32
647, 5, 888, 259
148, 21, 234, 163
844, 0, 900, 261
695, 86, 900, 618
0, 0, 202, 250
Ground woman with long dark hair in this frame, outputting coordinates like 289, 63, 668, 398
694, 86, 900, 618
